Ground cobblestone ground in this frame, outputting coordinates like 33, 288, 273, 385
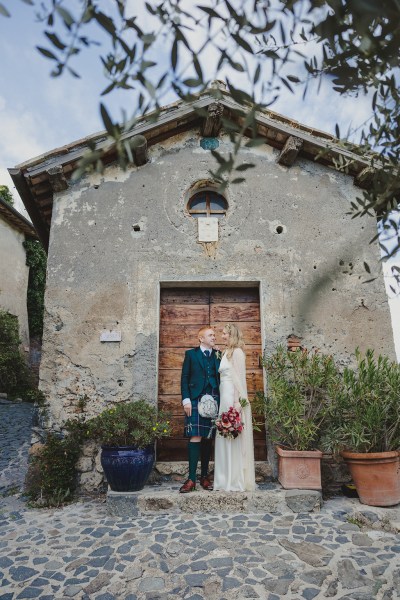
0, 400, 399, 600
0, 400, 34, 495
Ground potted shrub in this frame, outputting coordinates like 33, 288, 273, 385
322, 349, 400, 507
85, 399, 171, 492
255, 345, 341, 490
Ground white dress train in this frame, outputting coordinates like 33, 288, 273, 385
214, 348, 256, 492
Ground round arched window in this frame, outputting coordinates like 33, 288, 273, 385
187, 190, 228, 218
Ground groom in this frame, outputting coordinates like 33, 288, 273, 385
180, 326, 220, 493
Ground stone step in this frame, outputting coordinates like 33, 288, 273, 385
106, 482, 322, 517
155, 461, 273, 480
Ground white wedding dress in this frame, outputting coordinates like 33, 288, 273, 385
214, 348, 256, 492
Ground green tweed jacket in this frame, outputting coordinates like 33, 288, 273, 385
181, 347, 220, 401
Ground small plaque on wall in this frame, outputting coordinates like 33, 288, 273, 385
198, 217, 218, 242
100, 330, 122, 342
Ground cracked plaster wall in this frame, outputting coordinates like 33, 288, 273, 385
0, 218, 30, 346
39, 130, 396, 429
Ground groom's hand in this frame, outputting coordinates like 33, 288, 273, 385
184, 403, 192, 417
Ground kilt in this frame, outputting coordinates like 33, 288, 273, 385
184, 392, 220, 438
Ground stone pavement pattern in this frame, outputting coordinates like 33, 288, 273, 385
0, 400, 34, 495
0, 497, 400, 600
0, 400, 399, 599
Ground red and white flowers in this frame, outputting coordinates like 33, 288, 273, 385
215, 407, 244, 439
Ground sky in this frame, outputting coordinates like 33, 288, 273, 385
0, 0, 399, 358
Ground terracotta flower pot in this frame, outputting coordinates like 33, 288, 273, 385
276, 445, 323, 490
341, 450, 400, 507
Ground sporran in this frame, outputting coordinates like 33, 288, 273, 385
198, 394, 218, 419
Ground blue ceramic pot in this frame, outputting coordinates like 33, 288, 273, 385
101, 445, 155, 492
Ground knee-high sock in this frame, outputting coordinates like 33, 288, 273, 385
188, 441, 201, 482
200, 438, 212, 477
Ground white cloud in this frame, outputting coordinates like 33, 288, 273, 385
0, 96, 49, 215
0, 100, 47, 165
41, 75, 103, 140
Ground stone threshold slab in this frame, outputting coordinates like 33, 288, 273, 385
106, 483, 322, 517
155, 461, 273, 479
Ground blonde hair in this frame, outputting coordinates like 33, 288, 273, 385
223, 323, 245, 359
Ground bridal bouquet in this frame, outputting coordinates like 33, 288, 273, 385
215, 406, 244, 439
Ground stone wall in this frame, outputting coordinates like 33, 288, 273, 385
39, 130, 395, 434
0, 218, 30, 347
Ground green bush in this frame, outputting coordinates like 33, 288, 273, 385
0, 185, 14, 206
26, 433, 81, 507
321, 349, 400, 454
255, 346, 341, 451
85, 399, 171, 447
24, 400, 172, 506
23, 239, 47, 340
0, 310, 33, 397
23, 388, 46, 405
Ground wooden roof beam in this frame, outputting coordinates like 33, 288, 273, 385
47, 166, 68, 192
8, 168, 50, 252
132, 135, 148, 167
354, 166, 374, 189
277, 135, 304, 167
201, 102, 223, 137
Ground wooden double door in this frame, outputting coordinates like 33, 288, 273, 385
157, 286, 266, 461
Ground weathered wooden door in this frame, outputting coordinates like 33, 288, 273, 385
158, 287, 266, 461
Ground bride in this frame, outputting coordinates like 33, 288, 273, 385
213, 323, 256, 492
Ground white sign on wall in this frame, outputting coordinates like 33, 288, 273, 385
198, 217, 218, 242
100, 330, 122, 342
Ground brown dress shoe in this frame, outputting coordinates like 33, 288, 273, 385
199, 476, 213, 491
179, 479, 196, 493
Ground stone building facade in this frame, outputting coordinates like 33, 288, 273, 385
0, 197, 37, 347
10, 87, 396, 475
